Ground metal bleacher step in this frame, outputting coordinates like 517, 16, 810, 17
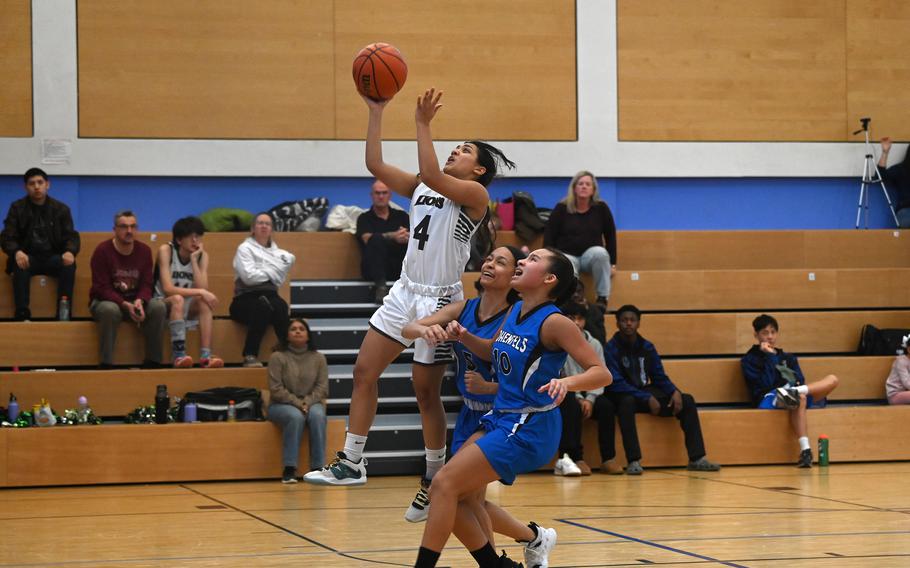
308, 317, 414, 364
326, 363, 459, 410
362, 413, 458, 476
291, 280, 385, 317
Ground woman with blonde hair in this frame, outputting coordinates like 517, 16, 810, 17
543, 170, 617, 309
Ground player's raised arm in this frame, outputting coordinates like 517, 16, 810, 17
414, 89, 491, 220
363, 96, 420, 198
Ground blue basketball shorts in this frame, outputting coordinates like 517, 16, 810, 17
451, 405, 491, 455
474, 409, 561, 485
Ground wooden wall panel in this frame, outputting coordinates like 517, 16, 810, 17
333, 0, 577, 141
846, 0, 910, 141
77, 0, 576, 141
77, 0, 336, 139
0, 0, 32, 137
618, 1, 847, 141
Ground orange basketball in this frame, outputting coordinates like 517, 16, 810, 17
352, 43, 408, 101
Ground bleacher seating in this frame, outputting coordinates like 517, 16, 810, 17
2, 229, 909, 486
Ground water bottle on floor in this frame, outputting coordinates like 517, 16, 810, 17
227, 400, 237, 422
818, 434, 829, 466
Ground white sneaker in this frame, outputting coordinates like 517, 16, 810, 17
553, 453, 582, 477
302, 451, 368, 486
404, 477, 431, 522
524, 522, 557, 568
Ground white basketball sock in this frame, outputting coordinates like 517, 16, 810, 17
343, 433, 368, 463
425, 446, 446, 480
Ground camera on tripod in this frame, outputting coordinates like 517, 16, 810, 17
854, 117, 872, 135
853, 116, 899, 229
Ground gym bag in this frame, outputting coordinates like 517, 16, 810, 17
179, 387, 263, 422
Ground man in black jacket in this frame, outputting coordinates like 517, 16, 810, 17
355, 180, 409, 304
1, 168, 80, 320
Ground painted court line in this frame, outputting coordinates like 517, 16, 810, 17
558, 519, 750, 568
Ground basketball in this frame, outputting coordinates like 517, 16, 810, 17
352, 43, 408, 101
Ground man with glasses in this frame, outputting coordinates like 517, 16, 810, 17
89, 210, 166, 369
355, 180, 409, 304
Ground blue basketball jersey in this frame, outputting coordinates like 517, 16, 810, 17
454, 297, 509, 404
492, 301, 567, 411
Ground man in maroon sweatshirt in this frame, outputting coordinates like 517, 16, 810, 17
89, 210, 166, 369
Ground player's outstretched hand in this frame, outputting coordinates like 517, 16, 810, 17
445, 320, 467, 342
416, 88, 443, 125
539, 378, 568, 405
420, 324, 449, 347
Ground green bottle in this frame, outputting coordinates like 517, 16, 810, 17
818, 434, 829, 466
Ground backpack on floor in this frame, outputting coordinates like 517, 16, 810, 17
179, 387, 263, 422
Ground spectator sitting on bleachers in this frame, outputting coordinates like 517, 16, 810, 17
740, 314, 839, 468
268, 318, 328, 483
604, 304, 720, 475
230, 212, 295, 368
543, 170, 617, 310
89, 210, 166, 369
355, 180, 409, 304
886, 335, 910, 405
553, 302, 606, 477
153, 216, 223, 369
1, 167, 80, 321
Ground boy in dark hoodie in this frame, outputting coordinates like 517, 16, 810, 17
603, 304, 720, 475
740, 314, 839, 468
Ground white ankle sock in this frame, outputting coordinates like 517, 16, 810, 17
343, 433, 368, 462
795, 385, 809, 395
425, 446, 446, 480
798, 436, 810, 451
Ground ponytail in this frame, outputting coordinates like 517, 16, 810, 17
544, 247, 578, 306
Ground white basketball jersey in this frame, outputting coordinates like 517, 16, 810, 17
154, 242, 194, 297
402, 183, 482, 288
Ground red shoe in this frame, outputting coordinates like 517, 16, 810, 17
200, 356, 224, 368
173, 355, 194, 368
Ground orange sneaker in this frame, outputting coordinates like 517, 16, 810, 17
200, 356, 224, 368
173, 355, 194, 368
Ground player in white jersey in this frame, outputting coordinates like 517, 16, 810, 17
304, 88, 515, 491
153, 216, 222, 369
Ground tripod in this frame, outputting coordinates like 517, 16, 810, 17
855, 117, 899, 229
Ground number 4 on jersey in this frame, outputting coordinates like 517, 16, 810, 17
413, 214, 431, 250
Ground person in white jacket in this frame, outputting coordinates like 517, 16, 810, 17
229, 213, 295, 367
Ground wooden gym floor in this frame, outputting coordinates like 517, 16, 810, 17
2, 463, 909, 567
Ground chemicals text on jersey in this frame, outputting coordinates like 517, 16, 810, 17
414, 195, 446, 209
495, 330, 528, 353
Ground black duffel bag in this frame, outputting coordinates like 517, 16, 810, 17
179, 387, 263, 422
858, 324, 910, 356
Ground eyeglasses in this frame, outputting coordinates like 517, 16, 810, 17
255, 221, 272, 226
115, 224, 137, 230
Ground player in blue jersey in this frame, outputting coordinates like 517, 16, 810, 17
403, 246, 559, 566
413, 248, 612, 568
